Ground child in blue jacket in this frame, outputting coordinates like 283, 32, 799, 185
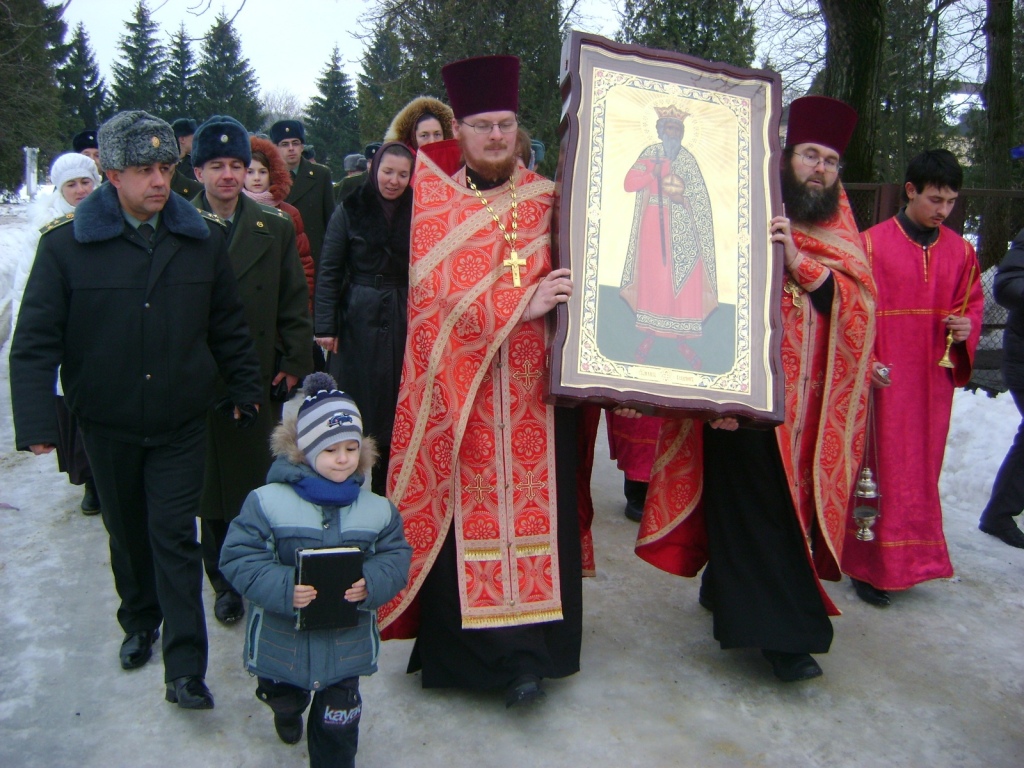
220, 373, 411, 767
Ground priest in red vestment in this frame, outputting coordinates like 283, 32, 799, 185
842, 149, 982, 606
637, 96, 876, 682
379, 55, 582, 709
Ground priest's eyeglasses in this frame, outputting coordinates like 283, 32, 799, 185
461, 118, 519, 134
793, 151, 843, 173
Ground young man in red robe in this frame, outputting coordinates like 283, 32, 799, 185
379, 55, 582, 708
842, 149, 982, 606
636, 96, 876, 682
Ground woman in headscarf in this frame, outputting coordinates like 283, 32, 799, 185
314, 141, 414, 495
384, 96, 455, 151
243, 136, 316, 309
17, 153, 102, 512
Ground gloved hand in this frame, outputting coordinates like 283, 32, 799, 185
234, 402, 260, 429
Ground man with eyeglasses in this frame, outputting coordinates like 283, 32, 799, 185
640, 95, 876, 683
378, 55, 583, 709
843, 149, 982, 603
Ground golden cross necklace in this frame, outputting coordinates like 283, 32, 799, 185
467, 173, 525, 287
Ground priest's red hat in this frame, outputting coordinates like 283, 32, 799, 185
442, 55, 520, 120
785, 95, 858, 155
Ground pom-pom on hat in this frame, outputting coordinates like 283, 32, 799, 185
98, 111, 179, 171
72, 129, 98, 152
270, 119, 305, 145
442, 55, 520, 120
192, 115, 252, 169
296, 373, 363, 468
785, 96, 858, 156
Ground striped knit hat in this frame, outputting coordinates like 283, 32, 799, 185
296, 373, 363, 468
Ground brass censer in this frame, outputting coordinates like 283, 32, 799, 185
853, 467, 880, 541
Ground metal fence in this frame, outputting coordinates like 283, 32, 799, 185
843, 183, 1024, 395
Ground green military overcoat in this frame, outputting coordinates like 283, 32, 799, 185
193, 191, 313, 521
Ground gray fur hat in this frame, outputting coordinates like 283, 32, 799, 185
192, 115, 251, 169
98, 111, 179, 171
343, 153, 362, 172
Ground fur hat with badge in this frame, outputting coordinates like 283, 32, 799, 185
98, 111, 179, 171
192, 115, 252, 168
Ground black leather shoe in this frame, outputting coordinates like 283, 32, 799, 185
505, 675, 546, 708
762, 650, 823, 682
624, 501, 643, 522
979, 522, 1024, 549
214, 589, 245, 624
80, 480, 101, 515
120, 629, 159, 670
852, 578, 891, 607
274, 713, 304, 744
165, 676, 214, 709
697, 588, 714, 612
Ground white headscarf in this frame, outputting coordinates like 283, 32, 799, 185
32, 153, 102, 225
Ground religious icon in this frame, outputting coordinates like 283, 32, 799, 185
621, 104, 719, 370
550, 32, 785, 423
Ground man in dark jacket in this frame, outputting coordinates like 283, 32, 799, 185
979, 228, 1024, 548
270, 119, 335, 268
170, 118, 198, 199
9, 110, 263, 710
191, 115, 313, 624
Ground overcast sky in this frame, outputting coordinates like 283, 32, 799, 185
58, 0, 620, 107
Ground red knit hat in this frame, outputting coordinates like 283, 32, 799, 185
785, 96, 858, 155
442, 55, 520, 120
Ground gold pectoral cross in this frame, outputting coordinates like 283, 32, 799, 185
504, 250, 527, 287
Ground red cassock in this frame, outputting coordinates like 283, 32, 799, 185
841, 217, 983, 590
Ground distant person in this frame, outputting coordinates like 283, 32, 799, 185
333, 152, 367, 204
170, 117, 199, 199
10, 110, 263, 709
14, 153, 103, 514
270, 119, 335, 270
384, 96, 454, 151
843, 149, 982, 606
978, 228, 1024, 549
219, 373, 410, 765
72, 128, 101, 174
314, 141, 414, 496
192, 115, 313, 625
244, 135, 317, 310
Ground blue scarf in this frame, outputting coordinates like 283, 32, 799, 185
290, 474, 362, 507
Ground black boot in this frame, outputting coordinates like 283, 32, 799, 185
81, 479, 101, 515
256, 679, 311, 745
623, 479, 648, 522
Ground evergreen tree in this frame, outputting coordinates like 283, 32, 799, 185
306, 46, 360, 175
111, 0, 166, 112
57, 22, 110, 139
618, 0, 757, 67
0, 0, 66, 191
357, 21, 421, 146
159, 23, 201, 122
195, 13, 263, 130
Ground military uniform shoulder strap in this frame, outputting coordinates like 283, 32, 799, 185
39, 213, 75, 235
198, 209, 228, 228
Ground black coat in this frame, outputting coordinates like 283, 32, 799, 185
314, 179, 412, 481
10, 182, 262, 448
995, 228, 1024, 390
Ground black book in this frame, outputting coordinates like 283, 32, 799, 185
295, 546, 364, 631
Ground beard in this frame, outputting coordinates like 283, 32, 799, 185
459, 135, 518, 183
781, 161, 841, 225
657, 133, 682, 161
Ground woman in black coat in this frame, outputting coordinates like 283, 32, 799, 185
314, 142, 414, 495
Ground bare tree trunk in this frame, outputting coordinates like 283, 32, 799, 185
819, 0, 885, 182
978, 0, 1015, 270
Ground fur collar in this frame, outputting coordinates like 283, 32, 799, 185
271, 407, 379, 477
73, 181, 212, 243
